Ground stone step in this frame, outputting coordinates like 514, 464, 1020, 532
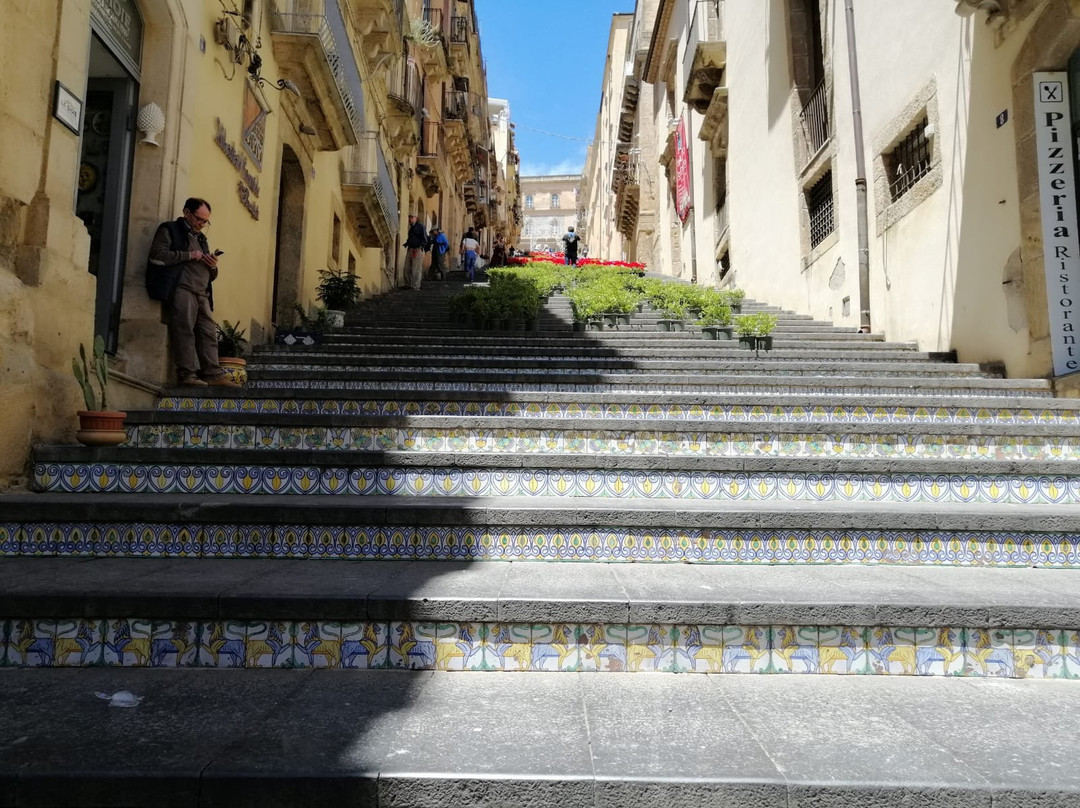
330, 325, 889, 341
30, 449, 1080, 504
3, 670, 1078, 807
321, 332, 911, 349
154, 390, 1080, 423
121, 413, 1080, 464
3, 494, 1078, 567
248, 360, 989, 380
255, 344, 938, 362
0, 559, 1078, 677
242, 370, 1049, 397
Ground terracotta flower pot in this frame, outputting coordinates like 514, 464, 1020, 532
76, 410, 127, 447
219, 356, 248, 386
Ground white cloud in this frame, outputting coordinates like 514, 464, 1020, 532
520, 157, 584, 177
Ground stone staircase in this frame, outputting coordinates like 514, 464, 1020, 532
3, 275, 1080, 806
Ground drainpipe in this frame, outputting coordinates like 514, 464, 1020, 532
844, 0, 871, 333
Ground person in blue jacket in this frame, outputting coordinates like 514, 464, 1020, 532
430, 227, 450, 280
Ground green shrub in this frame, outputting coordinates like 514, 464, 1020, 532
735, 311, 778, 337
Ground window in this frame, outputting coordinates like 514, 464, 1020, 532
348, 252, 356, 277
885, 118, 931, 202
718, 250, 731, 282
551, 194, 560, 208
525, 195, 534, 209
331, 213, 341, 266
806, 171, 835, 249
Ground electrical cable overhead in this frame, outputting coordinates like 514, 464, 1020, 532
515, 123, 592, 143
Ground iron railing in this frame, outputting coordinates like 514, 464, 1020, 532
715, 195, 729, 247
271, 0, 365, 139
341, 131, 399, 234
443, 89, 468, 122
807, 171, 834, 249
388, 56, 422, 113
799, 80, 830, 156
887, 118, 931, 201
421, 6, 443, 35
420, 119, 441, 157
450, 15, 469, 44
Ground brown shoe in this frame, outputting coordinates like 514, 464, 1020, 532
205, 375, 241, 388
178, 376, 209, 387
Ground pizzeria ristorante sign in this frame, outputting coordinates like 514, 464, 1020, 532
1033, 73, 1080, 376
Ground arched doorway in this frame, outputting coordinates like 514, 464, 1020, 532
77, 0, 143, 353
272, 145, 305, 326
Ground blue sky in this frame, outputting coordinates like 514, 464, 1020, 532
474, 0, 633, 176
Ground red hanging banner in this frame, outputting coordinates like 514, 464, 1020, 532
675, 117, 692, 223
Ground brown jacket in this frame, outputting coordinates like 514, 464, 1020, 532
148, 218, 217, 297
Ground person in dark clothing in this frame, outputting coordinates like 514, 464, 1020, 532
430, 227, 450, 280
562, 226, 580, 267
148, 197, 239, 387
491, 234, 508, 268
404, 213, 428, 290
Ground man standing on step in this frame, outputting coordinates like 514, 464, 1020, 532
562, 226, 580, 267
148, 197, 240, 388
404, 213, 428, 291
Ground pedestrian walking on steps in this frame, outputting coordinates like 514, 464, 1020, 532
562, 226, 580, 267
430, 227, 450, 280
147, 197, 240, 388
404, 213, 428, 290
461, 228, 480, 282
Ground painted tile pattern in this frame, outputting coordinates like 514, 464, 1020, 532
32, 462, 1080, 504
2, 619, 1077, 679
4, 523, 1078, 567
126, 423, 1080, 463
155, 397, 1076, 424
245, 379, 1045, 397
255, 361, 985, 379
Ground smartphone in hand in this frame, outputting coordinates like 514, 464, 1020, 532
213, 249, 225, 256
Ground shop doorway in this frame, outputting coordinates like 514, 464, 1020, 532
76, 31, 139, 353
272, 146, 306, 326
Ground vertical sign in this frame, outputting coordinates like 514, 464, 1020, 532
1034, 73, 1080, 376
675, 117, 692, 223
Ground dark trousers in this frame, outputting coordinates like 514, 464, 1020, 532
169, 287, 222, 380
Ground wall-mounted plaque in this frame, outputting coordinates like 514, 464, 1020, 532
53, 81, 83, 135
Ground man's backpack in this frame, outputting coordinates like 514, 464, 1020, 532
145, 221, 187, 302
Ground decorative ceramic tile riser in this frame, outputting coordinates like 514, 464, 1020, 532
155, 397, 1077, 425
4, 523, 1079, 566
32, 463, 1080, 504
2, 619, 1076, 679
255, 362, 983, 379
246, 379, 1047, 397
126, 423, 1080, 463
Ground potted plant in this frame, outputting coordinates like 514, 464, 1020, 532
216, 319, 249, 386
72, 335, 126, 446
735, 312, 778, 353
697, 290, 734, 340
724, 288, 747, 314
276, 304, 332, 346
316, 267, 362, 328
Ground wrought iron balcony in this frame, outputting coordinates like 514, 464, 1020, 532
799, 80, 830, 156
341, 131, 398, 248
411, 7, 449, 80
683, 0, 726, 114
270, 0, 364, 150
419, 119, 441, 159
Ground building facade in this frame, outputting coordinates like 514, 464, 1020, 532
586, 0, 1080, 392
519, 175, 581, 254
0, 0, 512, 486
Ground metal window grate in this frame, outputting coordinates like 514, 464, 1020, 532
887, 118, 931, 201
807, 171, 835, 249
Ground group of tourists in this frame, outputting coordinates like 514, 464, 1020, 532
404, 215, 523, 288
